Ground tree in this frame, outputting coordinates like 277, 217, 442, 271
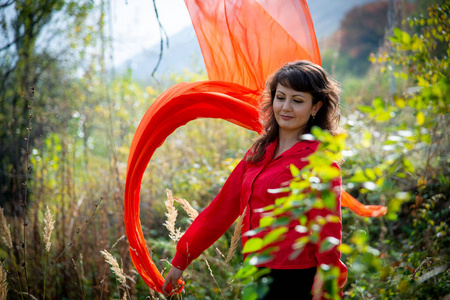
0, 0, 93, 215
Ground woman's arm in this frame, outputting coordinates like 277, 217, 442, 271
171, 157, 248, 270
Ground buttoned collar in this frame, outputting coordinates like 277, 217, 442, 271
263, 138, 319, 163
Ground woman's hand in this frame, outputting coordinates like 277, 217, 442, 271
162, 266, 184, 296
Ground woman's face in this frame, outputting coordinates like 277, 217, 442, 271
272, 83, 321, 136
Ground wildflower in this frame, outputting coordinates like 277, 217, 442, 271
43, 206, 55, 252
100, 250, 127, 285
0, 208, 12, 249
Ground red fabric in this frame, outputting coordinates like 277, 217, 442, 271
185, 0, 321, 91
124, 82, 262, 293
341, 190, 387, 217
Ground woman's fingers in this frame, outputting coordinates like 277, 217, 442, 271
162, 266, 184, 296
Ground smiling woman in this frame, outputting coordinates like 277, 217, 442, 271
163, 61, 348, 299
273, 84, 318, 138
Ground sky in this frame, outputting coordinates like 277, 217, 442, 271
111, 0, 192, 66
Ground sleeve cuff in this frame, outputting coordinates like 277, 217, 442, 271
172, 252, 191, 271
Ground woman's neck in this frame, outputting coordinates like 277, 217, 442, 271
273, 130, 302, 158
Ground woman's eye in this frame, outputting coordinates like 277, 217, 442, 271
293, 99, 303, 103
276, 96, 285, 100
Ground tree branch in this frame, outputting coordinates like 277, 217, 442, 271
151, 0, 169, 77
0, 0, 15, 9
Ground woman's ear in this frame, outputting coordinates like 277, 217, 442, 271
312, 101, 323, 117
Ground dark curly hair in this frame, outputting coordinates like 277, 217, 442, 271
246, 60, 342, 163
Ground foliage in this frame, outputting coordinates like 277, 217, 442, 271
342, 2, 449, 299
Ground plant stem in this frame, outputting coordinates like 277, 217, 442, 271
22, 86, 35, 299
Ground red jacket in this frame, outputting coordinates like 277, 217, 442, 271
172, 139, 347, 287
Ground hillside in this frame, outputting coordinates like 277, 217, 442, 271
117, 0, 379, 81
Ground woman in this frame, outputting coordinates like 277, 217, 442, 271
163, 60, 347, 298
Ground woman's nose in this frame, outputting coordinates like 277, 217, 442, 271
282, 99, 292, 111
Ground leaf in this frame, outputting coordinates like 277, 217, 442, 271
375, 111, 392, 122
421, 134, 431, 144
259, 216, 274, 228
322, 190, 336, 209
364, 168, 377, 181
349, 168, 368, 183
242, 285, 258, 300
358, 105, 374, 113
234, 263, 258, 279
262, 227, 288, 247
290, 164, 300, 177
319, 236, 340, 253
393, 95, 406, 108
243, 238, 263, 253
295, 225, 309, 233
402, 158, 415, 173
351, 230, 368, 246
372, 97, 385, 110
299, 215, 308, 226
338, 243, 352, 255
248, 254, 273, 266
417, 112, 425, 125
243, 228, 266, 237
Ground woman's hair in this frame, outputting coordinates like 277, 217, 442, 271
246, 60, 342, 163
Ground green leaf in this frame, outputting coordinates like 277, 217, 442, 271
262, 227, 288, 247
338, 243, 352, 255
234, 263, 258, 279
273, 217, 290, 227
322, 190, 336, 209
421, 134, 431, 144
242, 285, 258, 300
364, 168, 377, 181
351, 230, 368, 246
243, 228, 266, 237
393, 95, 406, 108
375, 111, 392, 122
243, 238, 263, 253
319, 237, 340, 253
290, 164, 300, 177
372, 97, 385, 110
357, 105, 374, 113
299, 215, 308, 226
259, 216, 274, 228
248, 254, 274, 266
417, 112, 425, 125
402, 158, 415, 173
349, 168, 368, 183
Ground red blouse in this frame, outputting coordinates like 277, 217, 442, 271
172, 139, 347, 287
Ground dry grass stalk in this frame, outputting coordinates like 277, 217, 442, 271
216, 247, 225, 260
164, 189, 183, 242
205, 259, 225, 300
226, 207, 247, 263
0, 207, 12, 249
173, 195, 199, 221
100, 250, 127, 286
0, 263, 7, 300
43, 206, 55, 252
111, 235, 126, 250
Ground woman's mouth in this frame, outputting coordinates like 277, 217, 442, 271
280, 115, 293, 120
